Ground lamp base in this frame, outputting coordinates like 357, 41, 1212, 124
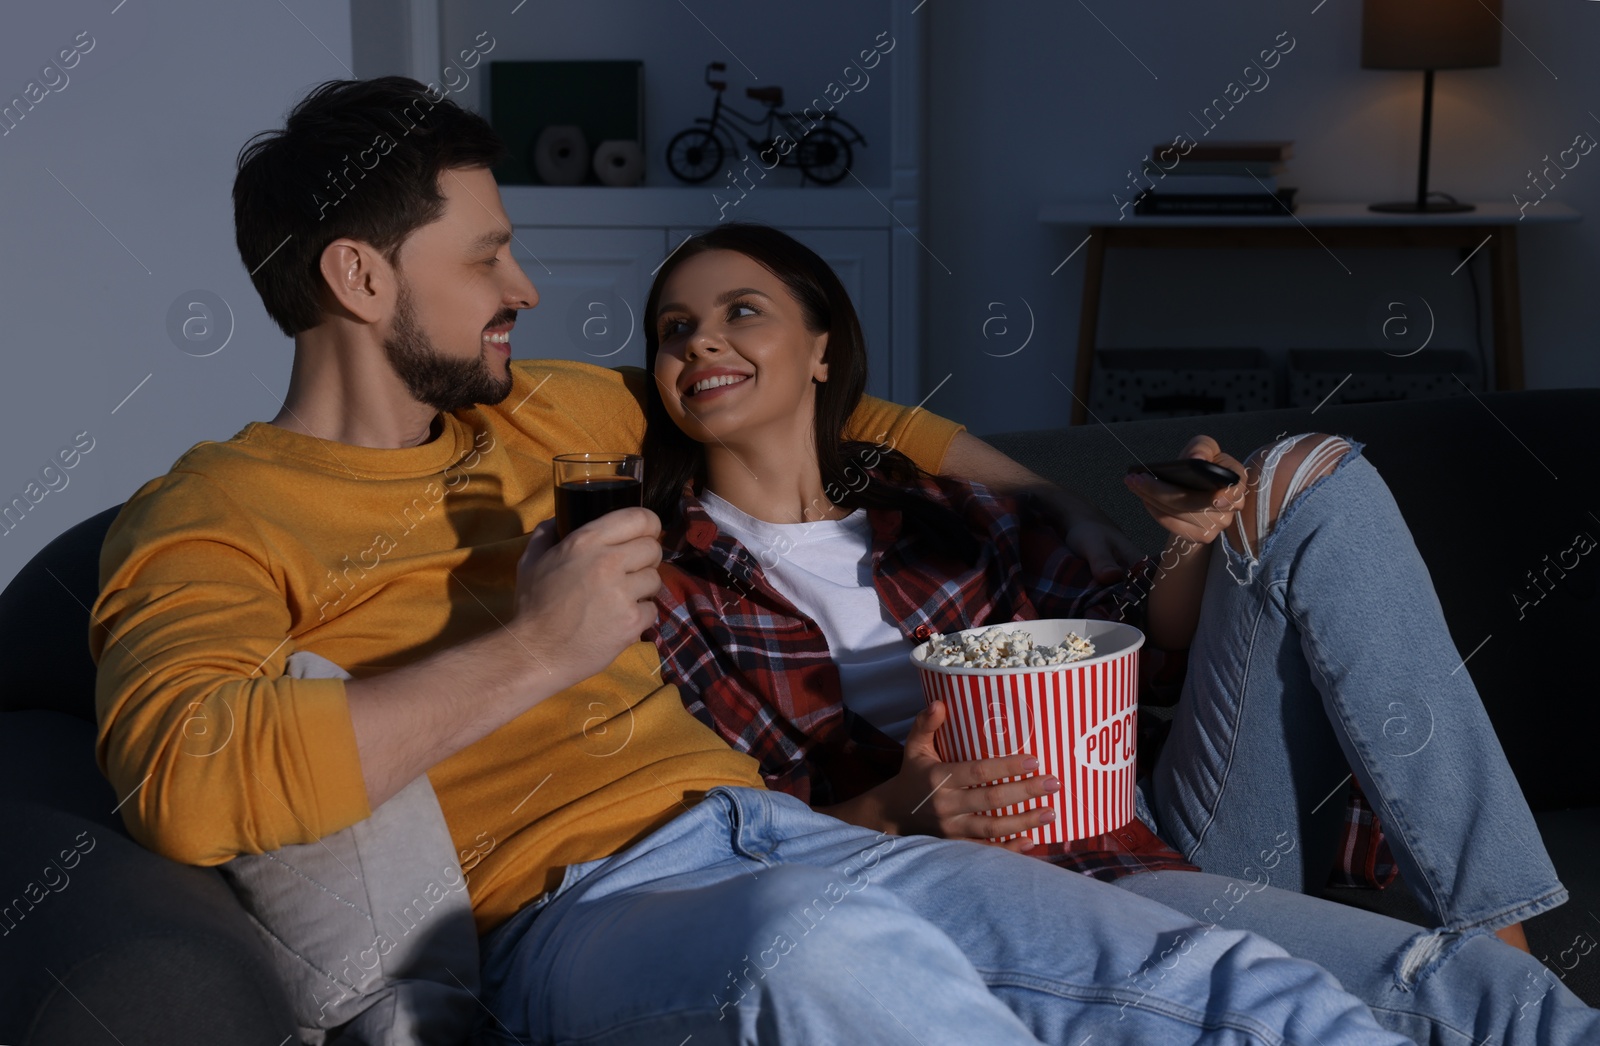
1368, 200, 1475, 214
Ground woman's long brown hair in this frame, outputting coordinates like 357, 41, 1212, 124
641, 222, 976, 563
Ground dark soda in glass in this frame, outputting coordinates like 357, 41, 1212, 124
555, 477, 643, 538
551, 453, 642, 538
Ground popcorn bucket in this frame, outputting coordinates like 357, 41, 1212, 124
909, 620, 1145, 845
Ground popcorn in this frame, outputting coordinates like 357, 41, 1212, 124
923, 626, 1095, 669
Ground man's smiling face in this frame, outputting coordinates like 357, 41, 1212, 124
383, 166, 538, 413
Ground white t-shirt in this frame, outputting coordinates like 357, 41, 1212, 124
699, 491, 924, 743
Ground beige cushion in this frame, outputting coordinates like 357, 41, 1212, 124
217, 650, 479, 1045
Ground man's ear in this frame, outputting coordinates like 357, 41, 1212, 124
317, 239, 393, 325
811, 331, 830, 383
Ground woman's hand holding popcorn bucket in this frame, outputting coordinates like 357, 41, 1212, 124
910, 620, 1146, 847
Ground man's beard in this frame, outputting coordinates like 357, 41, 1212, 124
384, 278, 513, 414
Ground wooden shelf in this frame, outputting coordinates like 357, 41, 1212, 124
1039, 201, 1581, 228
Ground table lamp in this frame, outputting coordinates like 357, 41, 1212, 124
1362, 0, 1502, 213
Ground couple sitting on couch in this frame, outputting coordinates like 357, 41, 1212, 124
89, 76, 1595, 1044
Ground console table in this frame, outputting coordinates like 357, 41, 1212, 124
1038, 202, 1581, 425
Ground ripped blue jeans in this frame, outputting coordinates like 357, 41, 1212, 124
1117, 436, 1582, 1033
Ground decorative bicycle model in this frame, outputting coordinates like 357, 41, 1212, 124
666, 62, 866, 186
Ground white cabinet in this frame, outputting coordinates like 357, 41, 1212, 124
507, 227, 666, 370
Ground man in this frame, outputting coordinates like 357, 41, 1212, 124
91, 78, 1590, 1045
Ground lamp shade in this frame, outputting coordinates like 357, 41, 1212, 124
1361, 0, 1503, 69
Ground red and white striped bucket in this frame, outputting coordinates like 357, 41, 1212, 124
910, 619, 1145, 845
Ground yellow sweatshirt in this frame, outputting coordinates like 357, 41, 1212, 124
91, 359, 962, 934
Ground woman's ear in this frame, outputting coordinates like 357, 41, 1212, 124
810, 331, 830, 384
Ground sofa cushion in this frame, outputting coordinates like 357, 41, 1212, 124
216, 650, 480, 1046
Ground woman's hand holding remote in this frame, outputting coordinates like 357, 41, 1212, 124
1124, 434, 1250, 545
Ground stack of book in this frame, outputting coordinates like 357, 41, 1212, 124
1133, 140, 1295, 216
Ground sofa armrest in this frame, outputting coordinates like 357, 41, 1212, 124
0, 711, 296, 1044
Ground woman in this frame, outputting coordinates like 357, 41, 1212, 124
640, 224, 1591, 1040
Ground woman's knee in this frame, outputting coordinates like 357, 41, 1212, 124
1232, 434, 1352, 554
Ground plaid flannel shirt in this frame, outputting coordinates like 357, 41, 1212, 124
650, 470, 1392, 887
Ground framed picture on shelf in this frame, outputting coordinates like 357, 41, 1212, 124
488, 60, 645, 186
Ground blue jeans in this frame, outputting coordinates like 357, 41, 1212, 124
1141, 438, 1567, 934
475, 785, 1412, 1045
1114, 869, 1599, 1045
475, 440, 1597, 1043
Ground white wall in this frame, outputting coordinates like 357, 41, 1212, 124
926, 0, 1600, 436
0, 0, 353, 588
6, 0, 1598, 586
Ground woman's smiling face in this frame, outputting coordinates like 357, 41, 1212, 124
652, 249, 829, 448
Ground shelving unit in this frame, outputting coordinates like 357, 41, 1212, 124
359, 0, 926, 402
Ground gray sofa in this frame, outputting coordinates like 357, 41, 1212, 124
2, 389, 1594, 1042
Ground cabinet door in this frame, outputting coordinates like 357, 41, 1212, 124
508, 228, 667, 371
667, 227, 892, 400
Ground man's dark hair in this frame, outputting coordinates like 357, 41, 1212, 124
233, 77, 505, 337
